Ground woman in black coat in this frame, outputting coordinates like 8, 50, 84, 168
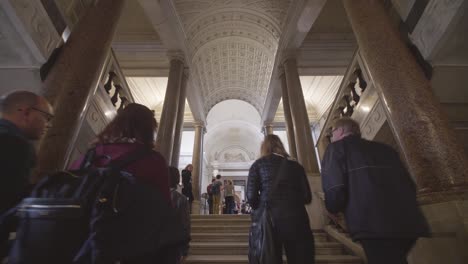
247, 134, 315, 264
181, 164, 194, 211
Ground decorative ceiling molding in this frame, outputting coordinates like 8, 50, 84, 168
172, 0, 292, 115
192, 37, 274, 113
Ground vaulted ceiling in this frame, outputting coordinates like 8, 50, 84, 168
173, 0, 292, 114
109, 0, 356, 125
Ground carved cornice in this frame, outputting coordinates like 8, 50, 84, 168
410, 0, 465, 59
1, 0, 61, 63
280, 49, 299, 66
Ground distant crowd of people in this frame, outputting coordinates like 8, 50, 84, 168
0, 90, 429, 264
205, 175, 247, 215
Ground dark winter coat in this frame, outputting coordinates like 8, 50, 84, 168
0, 119, 36, 215
321, 135, 430, 240
181, 169, 194, 202
247, 154, 312, 241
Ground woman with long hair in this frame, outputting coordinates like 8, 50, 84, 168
247, 134, 315, 264
71, 103, 170, 202
69, 103, 171, 263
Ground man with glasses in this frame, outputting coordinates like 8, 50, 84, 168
0, 90, 53, 212
321, 117, 429, 264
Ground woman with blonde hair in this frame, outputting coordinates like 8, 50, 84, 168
247, 134, 315, 264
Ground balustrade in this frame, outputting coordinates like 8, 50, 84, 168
100, 50, 133, 113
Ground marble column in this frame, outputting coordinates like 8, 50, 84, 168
279, 66, 298, 159
36, 0, 125, 177
191, 122, 204, 214
171, 69, 189, 167
344, 0, 468, 194
264, 124, 274, 135
282, 54, 319, 173
155, 51, 185, 163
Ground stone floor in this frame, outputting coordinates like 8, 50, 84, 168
185, 214, 363, 264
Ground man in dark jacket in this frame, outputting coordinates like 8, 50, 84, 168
321, 117, 429, 264
0, 91, 53, 214
0, 90, 53, 258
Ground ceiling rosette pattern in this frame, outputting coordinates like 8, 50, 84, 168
173, 0, 292, 114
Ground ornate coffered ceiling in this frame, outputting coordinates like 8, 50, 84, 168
173, 0, 292, 115
274, 75, 344, 123
126, 76, 194, 122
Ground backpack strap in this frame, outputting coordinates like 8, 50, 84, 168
79, 148, 97, 170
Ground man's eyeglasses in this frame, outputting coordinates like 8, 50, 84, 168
30, 107, 54, 122
326, 127, 339, 138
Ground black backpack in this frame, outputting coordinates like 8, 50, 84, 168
8, 148, 185, 264
211, 181, 221, 195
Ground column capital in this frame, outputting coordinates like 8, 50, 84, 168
167, 50, 185, 64
193, 121, 205, 129
280, 49, 299, 65
264, 123, 274, 135
183, 67, 190, 78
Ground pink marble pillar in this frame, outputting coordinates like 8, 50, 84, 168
279, 66, 298, 159
155, 51, 185, 163
36, 0, 125, 178
171, 69, 189, 167
191, 123, 204, 203
344, 0, 468, 195
283, 54, 319, 174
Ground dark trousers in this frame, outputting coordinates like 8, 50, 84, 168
225, 196, 234, 214
208, 198, 213, 214
360, 239, 416, 264
273, 232, 315, 264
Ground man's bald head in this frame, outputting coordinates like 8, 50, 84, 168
0, 91, 40, 115
0, 91, 53, 140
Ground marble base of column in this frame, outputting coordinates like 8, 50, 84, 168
191, 200, 201, 215
306, 174, 327, 229
408, 193, 468, 264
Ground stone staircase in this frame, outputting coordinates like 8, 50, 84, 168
186, 214, 363, 264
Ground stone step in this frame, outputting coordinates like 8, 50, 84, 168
190, 232, 329, 242
191, 232, 249, 242
191, 215, 251, 220
185, 255, 362, 264
192, 225, 250, 233
191, 218, 251, 226
189, 242, 345, 255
